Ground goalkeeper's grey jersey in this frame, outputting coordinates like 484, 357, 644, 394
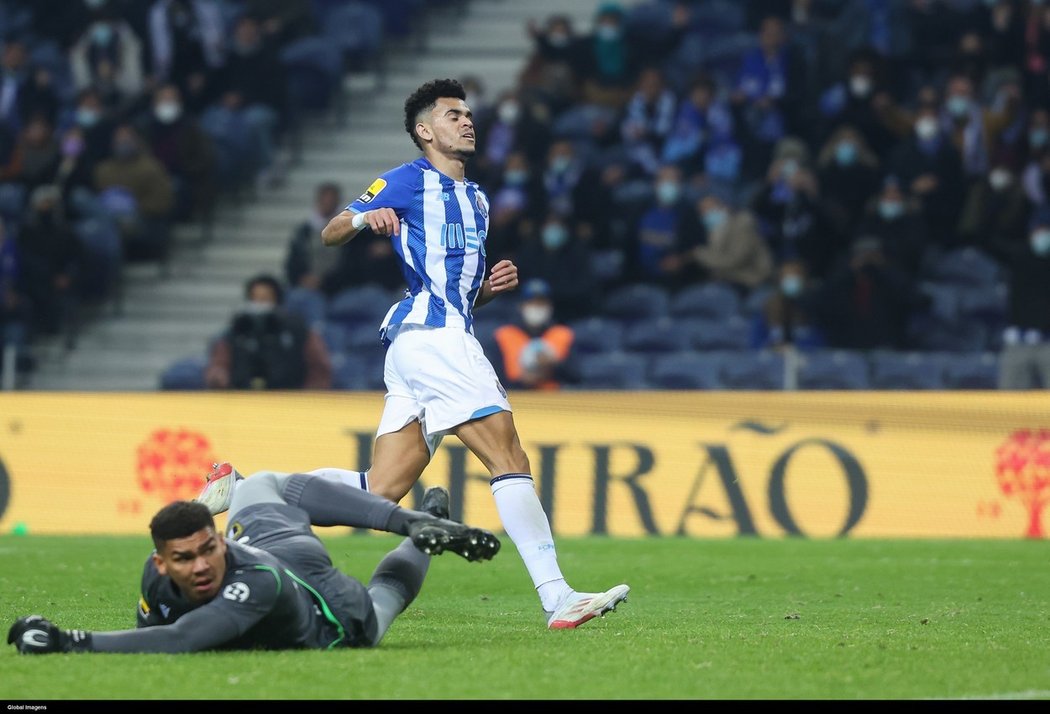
88, 540, 345, 653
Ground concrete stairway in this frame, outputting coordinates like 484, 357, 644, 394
21, 0, 617, 390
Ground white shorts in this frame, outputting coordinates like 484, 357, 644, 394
376, 324, 512, 454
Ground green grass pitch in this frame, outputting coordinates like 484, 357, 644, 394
1, 534, 1048, 701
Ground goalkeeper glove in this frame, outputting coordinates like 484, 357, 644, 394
7, 615, 92, 654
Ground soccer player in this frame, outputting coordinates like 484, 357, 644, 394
8, 470, 499, 654
316, 77, 629, 630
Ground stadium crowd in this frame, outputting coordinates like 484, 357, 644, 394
0, 0, 428, 382
4, 0, 1049, 391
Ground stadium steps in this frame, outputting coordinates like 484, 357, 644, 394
19, 0, 616, 391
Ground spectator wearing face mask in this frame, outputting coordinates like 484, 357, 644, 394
817, 47, 911, 161
854, 175, 929, 278
93, 122, 175, 263
628, 163, 703, 290
750, 136, 835, 279
205, 273, 331, 390
689, 186, 774, 296
1021, 105, 1050, 204
939, 72, 1021, 181
485, 150, 544, 261
139, 82, 217, 225
490, 278, 579, 391
471, 88, 551, 190
958, 159, 1033, 263
816, 124, 882, 250
995, 207, 1050, 389
515, 210, 598, 322
68, 5, 146, 116
887, 100, 967, 251
750, 258, 826, 352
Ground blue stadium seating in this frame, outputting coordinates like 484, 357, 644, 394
868, 351, 945, 390
670, 281, 741, 320
648, 351, 723, 389
159, 356, 207, 390
623, 317, 692, 353
925, 247, 1002, 287
575, 352, 650, 389
683, 315, 751, 350
600, 283, 672, 323
935, 352, 1000, 389
284, 287, 327, 329
795, 350, 870, 389
956, 283, 1008, 327
906, 314, 990, 353
718, 350, 786, 390
327, 285, 396, 327
569, 317, 626, 355
331, 352, 385, 390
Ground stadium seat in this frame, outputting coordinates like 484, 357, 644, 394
280, 36, 344, 112
284, 287, 327, 329
575, 352, 650, 389
623, 317, 691, 353
868, 351, 945, 390
159, 356, 207, 390
327, 285, 396, 327
569, 317, 626, 354
906, 314, 990, 353
343, 323, 385, 352
0, 183, 26, 221
917, 281, 962, 322
936, 352, 1000, 389
795, 350, 870, 389
925, 247, 1002, 287
718, 350, 786, 390
331, 352, 384, 390
956, 283, 1008, 327
320, 1, 385, 73
669, 281, 741, 321
648, 351, 723, 389
683, 315, 751, 350
600, 283, 672, 323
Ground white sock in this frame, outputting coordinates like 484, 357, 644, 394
490, 474, 573, 611
303, 468, 370, 491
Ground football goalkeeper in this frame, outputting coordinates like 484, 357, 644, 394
8, 470, 499, 654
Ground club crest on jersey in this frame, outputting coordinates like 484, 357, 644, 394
223, 582, 251, 603
357, 178, 387, 204
473, 192, 489, 219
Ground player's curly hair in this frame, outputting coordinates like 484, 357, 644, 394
150, 501, 216, 551
404, 78, 466, 151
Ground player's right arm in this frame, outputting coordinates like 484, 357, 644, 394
321, 207, 401, 247
9, 567, 281, 654
321, 169, 411, 247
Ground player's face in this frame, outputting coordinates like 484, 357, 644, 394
153, 527, 228, 604
421, 97, 475, 159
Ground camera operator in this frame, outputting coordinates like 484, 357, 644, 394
205, 273, 331, 390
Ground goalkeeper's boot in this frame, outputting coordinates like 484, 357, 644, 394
546, 584, 630, 629
195, 462, 243, 516
408, 517, 500, 562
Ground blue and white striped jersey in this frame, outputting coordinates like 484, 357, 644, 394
347, 157, 489, 343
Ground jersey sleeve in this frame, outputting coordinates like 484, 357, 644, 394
346, 164, 414, 217
94, 566, 282, 653
136, 556, 166, 628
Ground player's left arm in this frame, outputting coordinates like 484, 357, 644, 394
475, 259, 519, 309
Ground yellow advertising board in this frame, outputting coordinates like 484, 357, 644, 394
0, 391, 1046, 539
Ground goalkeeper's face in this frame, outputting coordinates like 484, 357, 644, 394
152, 527, 228, 604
